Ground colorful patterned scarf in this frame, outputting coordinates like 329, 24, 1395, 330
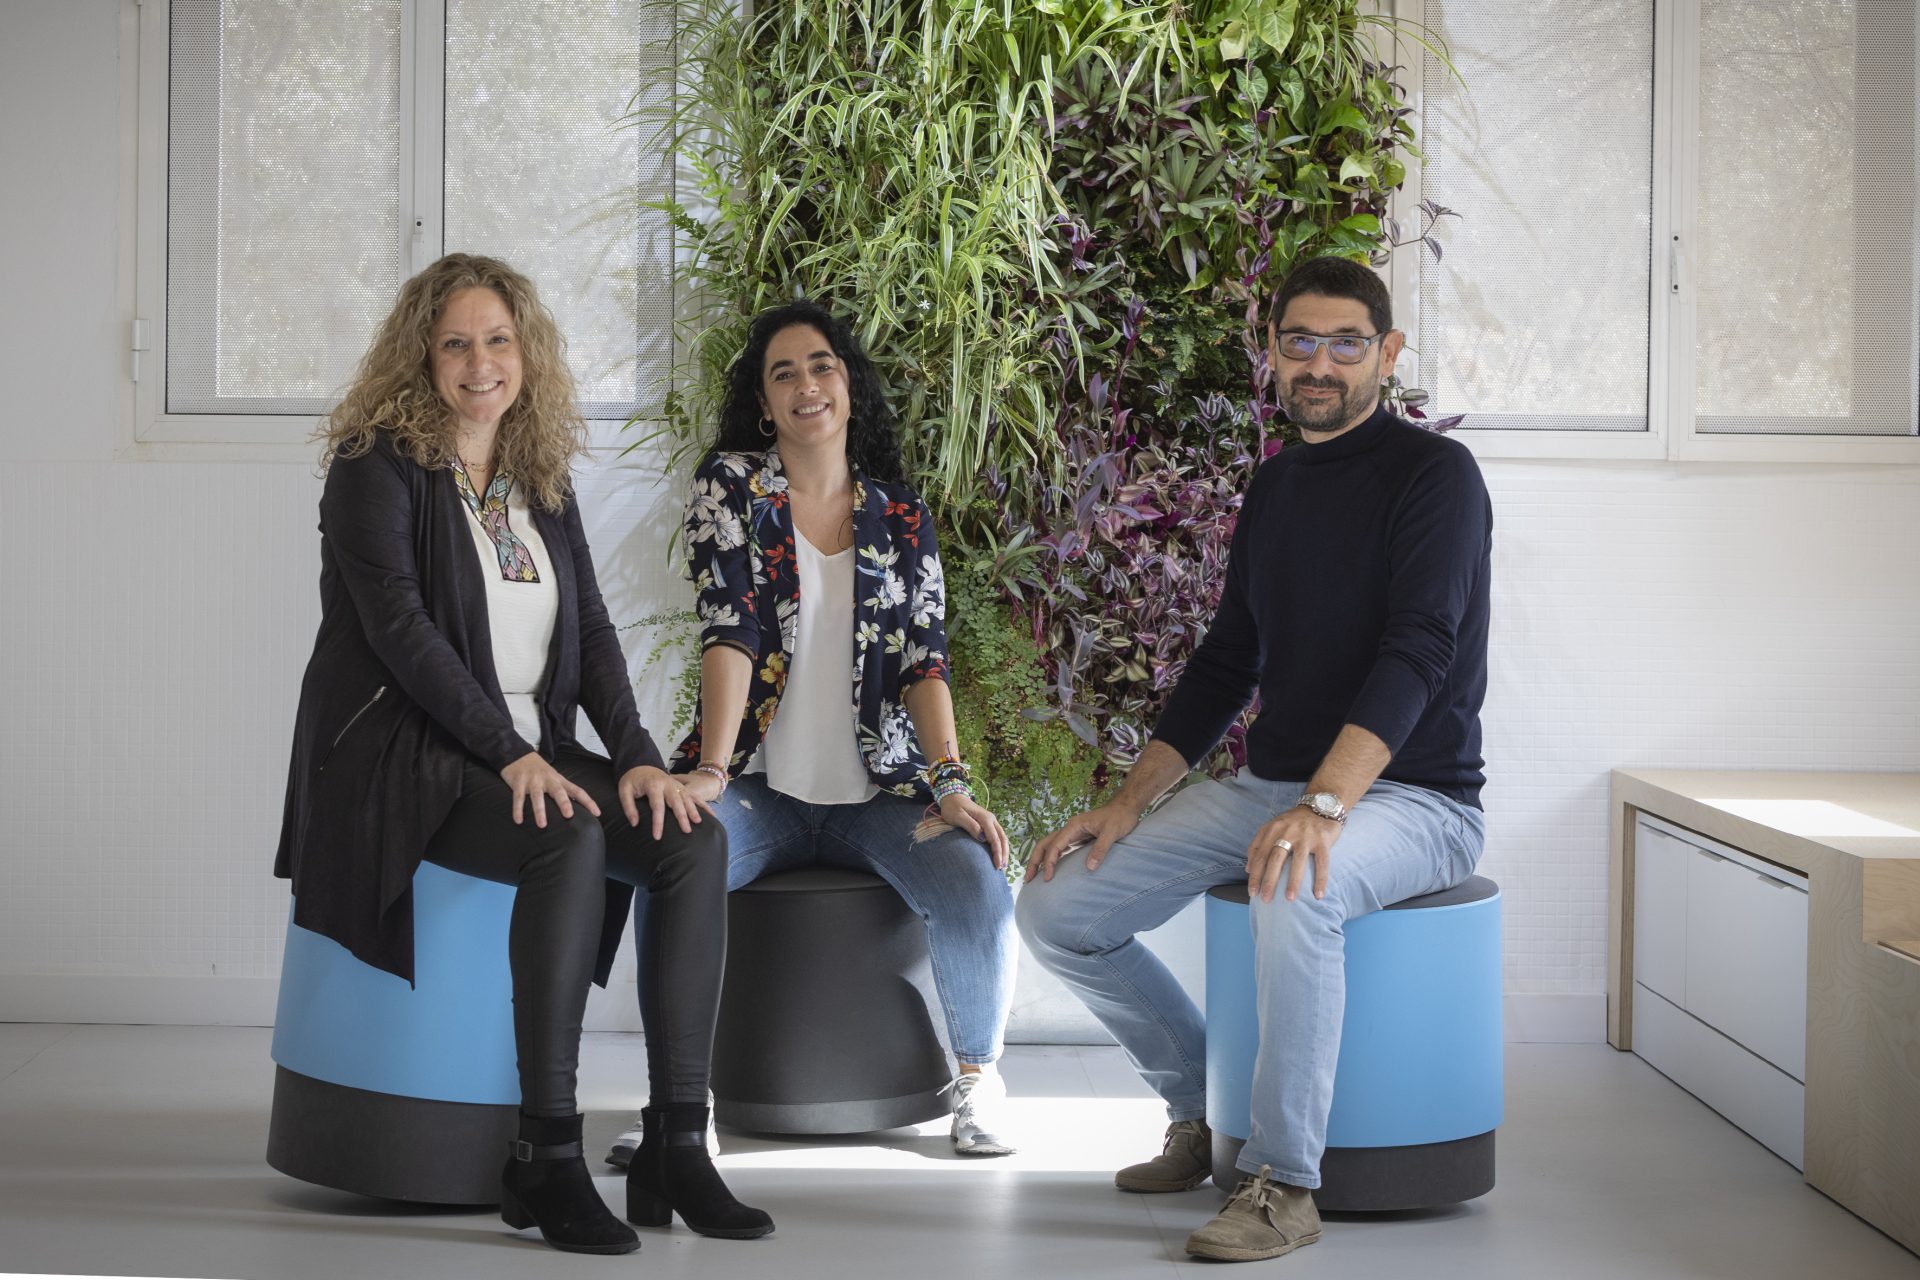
451, 459, 540, 583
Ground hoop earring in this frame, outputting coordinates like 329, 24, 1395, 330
758, 417, 777, 441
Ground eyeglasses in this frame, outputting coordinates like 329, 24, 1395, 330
1273, 331, 1386, 365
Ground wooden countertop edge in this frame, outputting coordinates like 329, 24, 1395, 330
1611, 772, 1835, 878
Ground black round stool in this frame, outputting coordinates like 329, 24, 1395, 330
711, 866, 952, 1134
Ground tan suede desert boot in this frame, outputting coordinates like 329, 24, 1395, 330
1114, 1119, 1212, 1192
1184, 1165, 1323, 1262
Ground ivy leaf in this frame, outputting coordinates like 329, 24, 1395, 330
1337, 154, 1375, 185
1338, 213, 1381, 235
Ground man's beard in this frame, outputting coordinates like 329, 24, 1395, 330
1280, 373, 1368, 432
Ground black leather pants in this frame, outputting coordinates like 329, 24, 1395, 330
423, 747, 727, 1116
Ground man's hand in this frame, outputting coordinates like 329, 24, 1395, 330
1026, 741, 1191, 883
1244, 805, 1343, 903
1027, 801, 1142, 882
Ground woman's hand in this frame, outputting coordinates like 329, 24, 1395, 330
501, 752, 601, 829
619, 765, 710, 839
938, 792, 1010, 871
681, 769, 727, 807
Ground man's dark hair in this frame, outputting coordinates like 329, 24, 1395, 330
1272, 256, 1393, 336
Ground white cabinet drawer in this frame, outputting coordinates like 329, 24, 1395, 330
1633, 982, 1804, 1169
1632, 822, 1692, 1005
1684, 845, 1808, 1080
1633, 814, 1809, 1082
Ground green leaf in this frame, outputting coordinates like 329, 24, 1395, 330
1315, 98, 1368, 137
1217, 20, 1248, 62
1238, 64, 1269, 107
1337, 154, 1375, 185
1249, 0, 1298, 58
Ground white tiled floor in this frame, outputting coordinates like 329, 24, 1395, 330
0, 1026, 1914, 1279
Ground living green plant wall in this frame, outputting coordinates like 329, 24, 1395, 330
637, 0, 1442, 857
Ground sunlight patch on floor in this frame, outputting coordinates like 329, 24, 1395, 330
715, 1095, 1170, 1174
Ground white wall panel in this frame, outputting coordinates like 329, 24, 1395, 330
3, 2, 1919, 1046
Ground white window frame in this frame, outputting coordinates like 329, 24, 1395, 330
124, 0, 670, 462
1386, 0, 1920, 465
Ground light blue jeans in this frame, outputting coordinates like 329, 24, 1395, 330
1016, 773, 1484, 1187
715, 773, 1017, 1065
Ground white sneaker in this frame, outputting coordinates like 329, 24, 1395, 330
949, 1071, 1016, 1157
604, 1115, 645, 1169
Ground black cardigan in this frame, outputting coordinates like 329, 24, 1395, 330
274, 431, 663, 983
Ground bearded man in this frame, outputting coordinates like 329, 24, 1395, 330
1019, 255, 1494, 1263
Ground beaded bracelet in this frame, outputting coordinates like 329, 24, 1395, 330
924, 757, 971, 785
931, 775, 976, 806
694, 760, 730, 797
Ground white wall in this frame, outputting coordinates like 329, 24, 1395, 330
4, 1, 1918, 1045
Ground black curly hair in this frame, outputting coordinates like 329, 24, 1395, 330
713, 300, 906, 485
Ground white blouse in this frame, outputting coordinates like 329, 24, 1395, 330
462, 482, 559, 751
757, 532, 879, 805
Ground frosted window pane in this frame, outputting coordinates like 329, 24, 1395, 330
1695, 0, 1917, 436
1416, 1, 1653, 431
167, 0, 403, 414
445, 1, 675, 419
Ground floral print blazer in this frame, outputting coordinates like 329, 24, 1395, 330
674, 448, 951, 799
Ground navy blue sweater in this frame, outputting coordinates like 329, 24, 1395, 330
1153, 406, 1492, 807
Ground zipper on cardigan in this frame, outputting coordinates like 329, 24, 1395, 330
319, 686, 387, 770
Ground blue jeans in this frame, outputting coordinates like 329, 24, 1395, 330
1016, 773, 1484, 1186
714, 773, 1017, 1065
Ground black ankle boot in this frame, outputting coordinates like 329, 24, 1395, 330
499, 1113, 640, 1255
626, 1104, 774, 1238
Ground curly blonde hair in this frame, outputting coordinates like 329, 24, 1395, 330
320, 253, 585, 511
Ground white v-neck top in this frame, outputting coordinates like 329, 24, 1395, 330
461, 483, 559, 751
758, 532, 878, 805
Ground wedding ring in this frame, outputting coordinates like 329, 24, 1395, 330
1274, 838, 1294, 853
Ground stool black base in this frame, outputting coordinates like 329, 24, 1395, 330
267, 1065, 515, 1204
712, 867, 953, 1137
1212, 1130, 1496, 1211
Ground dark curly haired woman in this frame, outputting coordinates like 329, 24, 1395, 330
604, 301, 1021, 1164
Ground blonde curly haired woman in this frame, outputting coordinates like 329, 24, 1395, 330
274, 254, 769, 1253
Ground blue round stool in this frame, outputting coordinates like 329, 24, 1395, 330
1204, 875, 1502, 1211
267, 862, 519, 1203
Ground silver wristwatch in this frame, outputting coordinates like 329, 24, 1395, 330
1297, 791, 1348, 824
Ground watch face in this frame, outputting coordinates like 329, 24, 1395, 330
1311, 793, 1340, 817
